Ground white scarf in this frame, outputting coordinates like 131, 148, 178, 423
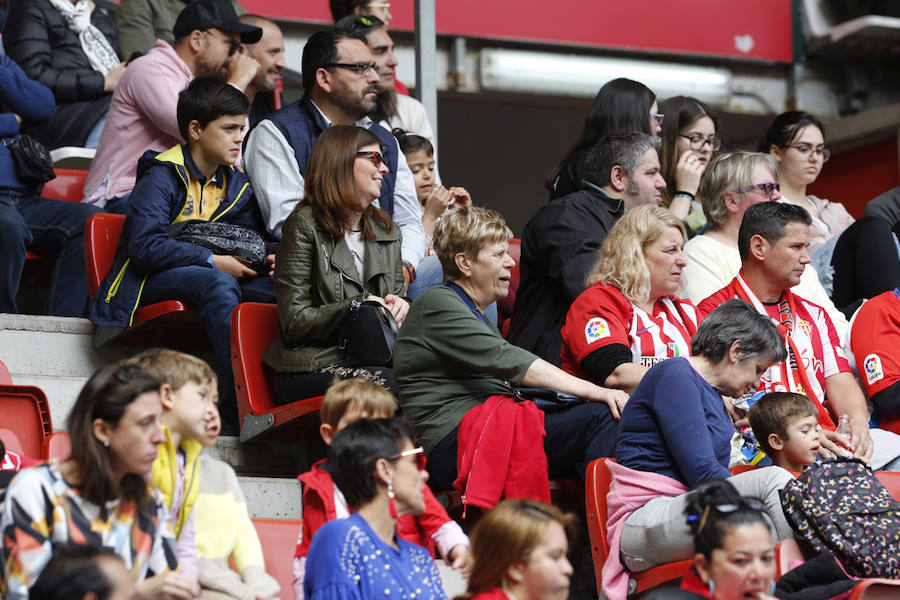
47, 0, 120, 75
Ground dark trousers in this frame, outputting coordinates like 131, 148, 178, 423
274, 366, 395, 405
0, 190, 99, 316
427, 400, 618, 492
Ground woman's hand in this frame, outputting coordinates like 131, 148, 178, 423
674, 150, 705, 196
584, 385, 629, 420
136, 572, 201, 600
448, 186, 472, 209
103, 62, 127, 92
266, 253, 276, 278
383, 294, 409, 327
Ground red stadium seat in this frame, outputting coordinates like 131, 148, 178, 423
230, 302, 323, 443
251, 518, 301, 600
0, 383, 53, 459
0, 359, 12, 385
849, 578, 900, 599
585, 458, 691, 597
43, 431, 71, 461
84, 213, 205, 347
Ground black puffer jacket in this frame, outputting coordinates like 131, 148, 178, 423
2, 0, 118, 148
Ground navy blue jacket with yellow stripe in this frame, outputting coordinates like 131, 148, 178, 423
88, 145, 263, 327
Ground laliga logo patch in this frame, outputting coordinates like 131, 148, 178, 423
667, 341, 681, 357
585, 317, 610, 344
864, 353, 884, 385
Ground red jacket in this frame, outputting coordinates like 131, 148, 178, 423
453, 395, 550, 516
294, 460, 448, 558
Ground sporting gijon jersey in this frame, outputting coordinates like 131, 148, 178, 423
850, 289, 900, 397
560, 282, 698, 377
699, 275, 849, 429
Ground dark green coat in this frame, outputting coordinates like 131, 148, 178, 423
264, 204, 404, 373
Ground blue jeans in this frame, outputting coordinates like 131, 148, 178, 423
0, 190, 99, 316
139, 266, 274, 430
408, 255, 498, 324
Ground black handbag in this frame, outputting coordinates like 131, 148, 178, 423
169, 220, 269, 275
339, 299, 398, 367
2, 135, 56, 192
512, 387, 584, 412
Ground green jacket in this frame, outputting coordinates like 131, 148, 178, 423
264, 205, 404, 373
394, 285, 537, 454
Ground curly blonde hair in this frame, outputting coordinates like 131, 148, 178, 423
586, 205, 686, 304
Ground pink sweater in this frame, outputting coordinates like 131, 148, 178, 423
83, 41, 190, 206
602, 461, 688, 600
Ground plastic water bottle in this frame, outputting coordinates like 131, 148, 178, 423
836, 414, 852, 442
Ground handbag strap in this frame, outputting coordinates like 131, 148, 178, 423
445, 283, 492, 329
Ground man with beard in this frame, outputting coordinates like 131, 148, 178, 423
238, 14, 287, 131
336, 15, 439, 181
83, 0, 261, 211
244, 27, 425, 275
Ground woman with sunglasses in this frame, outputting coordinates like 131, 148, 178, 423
303, 416, 447, 600
455, 499, 575, 600
658, 96, 721, 234
645, 480, 778, 600
546, 78, 660, 201
602, 300, 794, 600
265, 125, 408, 403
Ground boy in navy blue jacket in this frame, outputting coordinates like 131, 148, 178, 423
89, 76, 274, 432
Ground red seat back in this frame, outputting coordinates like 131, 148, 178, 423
585, 457, 613, 563
252, 518, 301, 600
231, 302, 280, 415
0, 385, 53, 458
41, 169, 88, 203
85, 213, 126, 299
875, 470, 900, 501
0, 427, 26, 457
43, 431, 71, 461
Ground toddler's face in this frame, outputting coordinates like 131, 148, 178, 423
780, 415, 820, 468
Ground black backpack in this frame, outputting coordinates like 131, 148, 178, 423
780, 458, 900, 579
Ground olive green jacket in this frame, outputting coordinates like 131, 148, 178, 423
263, 205, 404, 373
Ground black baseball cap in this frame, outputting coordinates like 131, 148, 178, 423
173, 0, 263, 43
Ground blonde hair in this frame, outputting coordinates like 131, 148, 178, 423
455, 500, 576, 599
433, 206, 513, 281
586, 205, 686, 305
123, 348, 216, 390
320, 378, 398, 429
698, 151, 778, 228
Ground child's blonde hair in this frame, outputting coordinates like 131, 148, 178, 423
320, 378, 398, 429
123, 348, 216, 390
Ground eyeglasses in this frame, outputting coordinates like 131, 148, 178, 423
679, 134, 722, 151
786, 144, 831, 162
689, 498, 766, 533
202, 30, 241, 56
388, 447, 427, 471
732, 182, 780, 198
356, 150, 385, 167
650, 113, 665, 127
324, 62, 378, 76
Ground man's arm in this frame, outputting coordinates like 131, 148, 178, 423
824, 372, 873, 460
243, 120, 304, 240
0, 55, 55, 125
125, 63, 187, 142
390, 145, 426, 267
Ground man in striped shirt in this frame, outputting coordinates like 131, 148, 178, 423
699, 202, 900, 470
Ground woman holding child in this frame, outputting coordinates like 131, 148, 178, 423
602, 300, 794, 600
0, 363, 199, 600
394, 206, 629, 494
266, 125, 408, 402
560, 205, 697, 394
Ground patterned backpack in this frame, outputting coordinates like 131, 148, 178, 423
780, 458, 900, 579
